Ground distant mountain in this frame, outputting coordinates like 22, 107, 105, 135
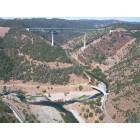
0, 18, 121, 28
113, 22, 140, 30
0, 18, 122, 45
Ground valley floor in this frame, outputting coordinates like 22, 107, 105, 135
0, 80, 92, 94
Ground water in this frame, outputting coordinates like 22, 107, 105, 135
28, 92, 104, 123
2, 81, 106, 123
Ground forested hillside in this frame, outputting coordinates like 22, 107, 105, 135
0, 18, 122, 45
0, 28, 85, 84
0, 18, 121, 28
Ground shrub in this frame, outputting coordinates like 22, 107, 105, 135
79, 85, 83, 91
84, 113, 88, 119
89, 112, 93, 117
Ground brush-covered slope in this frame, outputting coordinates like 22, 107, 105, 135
105, 36, 140, 123
0, 18, 121, 45
62, 28, 108, 50
0, 28, 85, 84
0, 98, 18, 123
71, 28, 136, 70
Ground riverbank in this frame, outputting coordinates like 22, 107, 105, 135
64, 104, 85, 123
0, 71, 110, 123
29, 104, 64, 123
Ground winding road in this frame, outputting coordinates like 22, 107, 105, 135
3, 99, 25, 123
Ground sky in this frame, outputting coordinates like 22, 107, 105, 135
2, 17, 140, 23
0, 0, 140, 22
62, 17, 140, 22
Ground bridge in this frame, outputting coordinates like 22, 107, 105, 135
91, 85, 108, 96
25, 27, 107, 47
25, 27, 109, 97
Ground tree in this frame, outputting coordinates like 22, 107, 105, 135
89, 112, 93, 117
79, 85, 83, 91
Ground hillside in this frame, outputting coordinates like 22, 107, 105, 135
0, 18, 122, 45
0, 98, 18, 122
0, 28, 86, 85
70, 28, 136, 71
0, 18, 121, 28
0, 22, 139, 123
62, 28, 109, 50
106, 40, 140, 122
61, 25, 140, 123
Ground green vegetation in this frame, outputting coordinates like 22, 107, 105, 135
99, 114, 104, 121
92, 48, 106, 64
22, 41, 71, 63
0, 18, 114, 46
84, 113, 88, 119
92, 67, 106, 80
25, 113, 39, 123
61, 113, 78, 123
113, 81, 124, 94
12, 58, 85, 84
130, 31, 140, 39
113, 23, 140, 31
0, 37, 3, 44
86, 67, 106, 83
0, 18, 116, 29
0, 49, 14, 81
84, 47, 106, 65
79, 85, 83, 91
125, 112, 140, 123
16, 92, 26, 102
133, 75, 140, 84
3, 29, 71, 63
106, 39, 140, 122
89, 112, 93, 117
87, 100, 96, 105
0, 100, 12, 113
78, 95, 88, 99
0, 99, 18, 123
0, 28, 86, 84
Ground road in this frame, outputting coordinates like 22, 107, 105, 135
3, 99, 25, 123
102, 95, 115, 123
91, 85, 107, 95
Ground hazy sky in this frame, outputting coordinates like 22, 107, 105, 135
2, 17, 140, 22
0, 0, 139, 21
92, 17, 140, 22
62, 17, 140, 22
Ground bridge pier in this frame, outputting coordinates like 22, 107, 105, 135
51, 31, 54, 46
83, 32, 86, 49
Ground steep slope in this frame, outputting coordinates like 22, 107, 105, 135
0, 18, 122, 45
0, 28, 86, 85
3, 28, 71, 63
0, 27, 10, 38
105, 35, 140, 123
0, 98, 18, 123
70, 28, 136, 71
62, 28, 108, 50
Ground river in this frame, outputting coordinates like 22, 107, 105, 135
0, 76, 108, 123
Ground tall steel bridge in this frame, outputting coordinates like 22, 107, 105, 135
25, 27, 108, 47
